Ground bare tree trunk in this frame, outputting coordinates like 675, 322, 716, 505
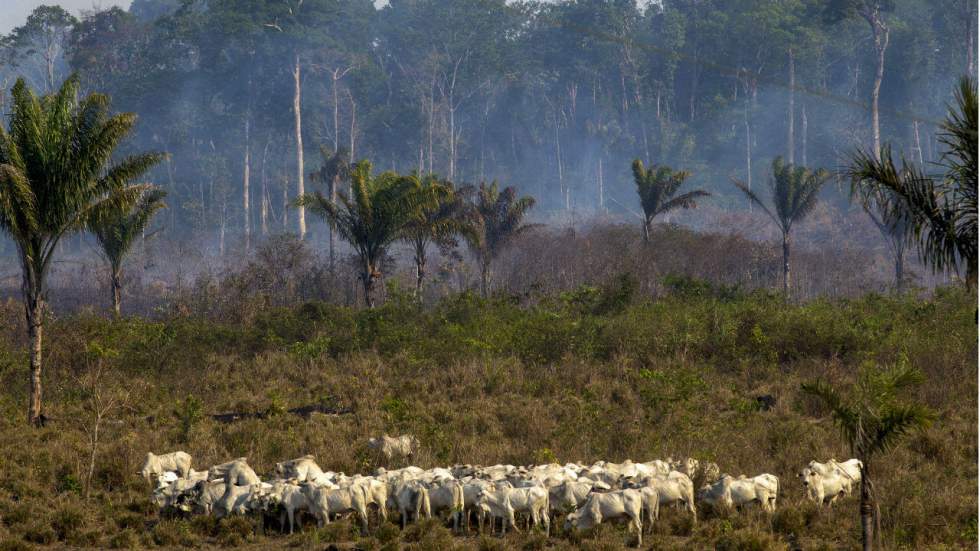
642, 219, 650, 243
866, 13, 889, 160
969, 2, 977, 78
85, 414, 102, 499
782, 232, 791, 299
348, 89, 357, 162
787, 49, 795, 164
111, 268, 122, 318
243, 115, 251, 251
260, 138, 270, 236
801, 102, 808, 166
744, 96, 753, 213
332, 69, 341, 152
293, 54, 306, 239
912, 120, 924, 165
597, 156, 604, 212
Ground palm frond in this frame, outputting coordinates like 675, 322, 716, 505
731, 177, 778, 226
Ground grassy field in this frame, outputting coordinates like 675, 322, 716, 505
0, 279, 974, 550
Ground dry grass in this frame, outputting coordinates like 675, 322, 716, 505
0, 283, 974, 550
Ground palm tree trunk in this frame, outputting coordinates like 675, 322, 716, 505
642, 219, 650, 243
24, 272, 44, 426
362, 259, 376, 308
111, 268, 122, 318
480, 257, 491, 298
895, 250, 904, 294
860, 466, 874, 551
414, 245, 426, 301
782, 232, 791, 298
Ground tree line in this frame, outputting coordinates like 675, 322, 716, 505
0, 71, 975, 428
0, 0, 974, 252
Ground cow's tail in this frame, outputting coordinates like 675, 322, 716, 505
419, 486, 432, 519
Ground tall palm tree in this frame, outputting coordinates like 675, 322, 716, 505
461, 182, 537, 298
309, 146, 350, 272
90, 188, 167, 317
733, 157, 830, 297
295, 160, 426, 307
0, 76, 162, 425
802, 362, 934, 551
848, 77, 977, 283
631, 159, 710, 243
401, 175, 466, 300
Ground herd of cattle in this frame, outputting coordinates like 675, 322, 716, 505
142, 440, 863, 545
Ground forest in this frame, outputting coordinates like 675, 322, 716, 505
0, 0, 976, 550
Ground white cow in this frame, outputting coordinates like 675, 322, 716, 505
301, 483, 370, 531
808, 459, 862, 495
799, 466, 851, 506
477, 484, 550, 535
214, 482, 269, 518
564, 489, 645, 546
368, 434, 419, 463
207, 457, 249, 481
698, 474, 779, 513
425, 478, 465, 532
275, 455, 326, 482
260, 481, 310, 534
394, 480, 431, 528
223, 460, 261, 486
548, 479, 610, 515
190, 479, 227, 515
342, 476, 389, 523
141, 451, 192, 483
628, 472, 696, 520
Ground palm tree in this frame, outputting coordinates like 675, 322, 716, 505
295, 160, 426, 307
90, 188, 167, 317
461, 182, 537, 298
309, 146, 350, 272
848, 77, 977, 283
631, 159, 710, 243
802, 362, 934, 551
733, 157, 829, 297
401, 175, 466, 300
855, 185, 911, 293
0, 76, 162, 425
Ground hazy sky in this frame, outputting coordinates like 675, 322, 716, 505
0, 1, 133, 35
